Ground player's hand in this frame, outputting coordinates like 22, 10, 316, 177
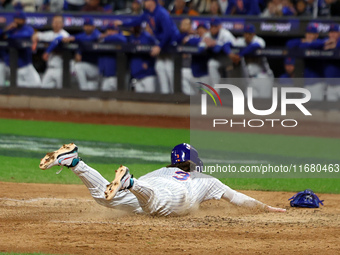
182, 35, 190, 44
203, 37, 216, 47
5, 22, 17, 31
31, 33, 39, 43
42, 52, 49, 62
113, 20, 123, 27
266, 205, 286, 212
75, 53, 82, 62
98, 33, 107, 39
301, 37, 314, 43
62, 37, 75, 43
324, 39, 337, 50
229, 53, 241, 65
150, 45, 161, 57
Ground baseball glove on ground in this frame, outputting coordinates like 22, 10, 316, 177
289, 189, 324, 208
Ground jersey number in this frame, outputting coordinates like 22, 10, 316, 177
172, 171, 190, 181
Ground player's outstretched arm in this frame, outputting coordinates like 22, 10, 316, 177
222, 190, 286, 213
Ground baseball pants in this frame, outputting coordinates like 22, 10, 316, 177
0, 61, 6, 86
247, 73, 274, 99
134, 76, 157, 93
17, 64, 42, 88
181, 68, 195, 95
101, 77, 117, 91
74, 62, 99, 90
42, 67, 62, 89
327, 85, 340, 102
305, 82, 326, 101
155, 57, 174, 94
208, 58, 223, 89
71, 161, 141, 213
189, 75, 210, 95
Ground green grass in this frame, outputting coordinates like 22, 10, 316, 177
192, 130, 339, 160
0, 155, 163, 184
0, 118, 339, 194
0, 119, 189, 147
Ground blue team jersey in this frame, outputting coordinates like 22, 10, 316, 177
129, 31, 157, 79
185, 35, 208, 78
74, 29, 101, 65
286, 38, 325, 80
123, 4, 179, 49
0, 29, 6, 61
175, 32, 189, 45
279, 73, 293, 86
6, 24, 34, 68
323, 38, 340, 82
99, 33, 127, 77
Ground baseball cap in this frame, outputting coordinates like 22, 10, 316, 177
306, 24, 318, 34
105, 22, 118, 30
210, 18, 221, 26
329, 23, 340, 32
244, 24, 255, 33
197, 22, 209, 30
285, 57, 295, 65
13, 11, 26, 20
84, 17, 94, 26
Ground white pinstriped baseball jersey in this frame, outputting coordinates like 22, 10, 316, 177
73, 162, 229, 216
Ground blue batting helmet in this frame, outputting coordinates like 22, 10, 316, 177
171, 143, 203, 170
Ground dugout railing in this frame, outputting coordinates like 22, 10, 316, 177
1, 39, 340, 110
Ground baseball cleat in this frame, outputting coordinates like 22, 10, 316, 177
39, 143, 79, 174
105, 165, 133, 200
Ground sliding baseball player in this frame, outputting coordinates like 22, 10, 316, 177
40, 143, 286, 216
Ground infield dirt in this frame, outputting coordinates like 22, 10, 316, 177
0, 182, 339, 255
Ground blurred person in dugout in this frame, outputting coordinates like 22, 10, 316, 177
198, 18, 235, 91
279, 57, 295, 86
170, 0, 199, 15
0, 11, 41, 87
232, 24, 274, 98
323, 23, 340, 101
62, 17, 101, 90
11, 0, 36, 12
174, 18, 197, 95
182, 22, 211, 95
305, 23, 340, 101
286, 24, 325, 101
190, 0, 229, 14
64, 0, 85, 11
114, 0, 180, 94
98, 23, 127, 91
129, 25, 158, 93
32, 14, 70, 89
